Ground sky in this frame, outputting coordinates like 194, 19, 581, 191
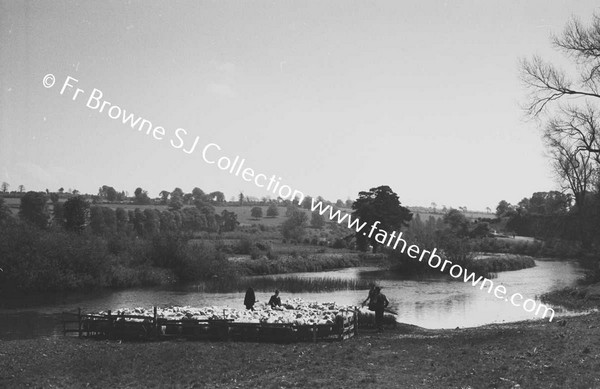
1, 0, 599, 211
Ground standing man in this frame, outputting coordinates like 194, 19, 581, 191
373, 287, 389, 332
362, 285, 377, 311
244, 287, 256, 310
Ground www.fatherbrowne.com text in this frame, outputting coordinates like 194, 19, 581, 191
309, 199, 555, 321
45, 73, 554, 322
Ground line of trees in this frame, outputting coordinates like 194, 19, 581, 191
13, 191, 240, 236
0, 189, 242, 295
1, 182, 26, 194
493, 190, 599, 252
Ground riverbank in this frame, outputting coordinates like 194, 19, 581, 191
1, 310, 598, 388
390, 251, 537, 279
542, 282, 600, 310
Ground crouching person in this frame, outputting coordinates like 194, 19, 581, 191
268, 289, 281, 308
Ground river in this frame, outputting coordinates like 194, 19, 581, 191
0, 259, 585, 339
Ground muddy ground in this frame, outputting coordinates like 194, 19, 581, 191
1, 310, 599, 388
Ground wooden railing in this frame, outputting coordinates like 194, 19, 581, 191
63, 307, 359, 343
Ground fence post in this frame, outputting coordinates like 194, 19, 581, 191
107, 310, 112, 339
312, 323, 317, 343
78, 308, 82, 338
354, 308, 358, 336
153, 306, 158, 338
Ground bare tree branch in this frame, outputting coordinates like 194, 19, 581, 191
544, 104, 600, 165
552, 15, 600, 93
521, 56, 600, 116
545, 126, 597, 211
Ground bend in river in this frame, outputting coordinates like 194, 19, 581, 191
0, 259, 585, 339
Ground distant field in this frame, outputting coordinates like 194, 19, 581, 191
215, 205, 354, 226
495, 235, 539, 243
3, 197, 20, 215
3, 196, 355, 228
463, 211, 494, 219
214, 205, 297, 227
3, 195, 492, 223
414, 210, 493, 221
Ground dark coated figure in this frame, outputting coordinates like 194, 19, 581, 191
244, 287, 256, 310
373, 286, 389, 332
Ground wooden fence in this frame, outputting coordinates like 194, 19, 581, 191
63, 307, 359, 343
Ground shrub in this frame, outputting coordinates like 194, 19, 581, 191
250, 206, 263, 218
235, 236, 254, 254
311, 211, 325, 228
0, 222, 111, 293
266, 203, 279, 217
150, 233, 186, 268
255, 241, 271, 251
174, 241, 229, 281
282, 210, 308, 241
332, 238, 347, 249
18, 191, 49, 229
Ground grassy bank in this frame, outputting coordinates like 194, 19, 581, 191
470, 253, 536, 275
2, 311, 599, 388
390, 252, 536, 279
229, 253, 364, 276
472, 236, 590, 259
197, 275, 371, 293
541, 283, 600, 311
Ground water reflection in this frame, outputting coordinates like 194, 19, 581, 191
0, 259, 586, 339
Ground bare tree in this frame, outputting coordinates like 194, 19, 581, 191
546, 133, 597, 247
544, 105, 600, 165
1, 182, 8, 193
522, 14, 600, 247
546, 134, 596, 211
521, 14, 600, 164
521, 15, 600, 111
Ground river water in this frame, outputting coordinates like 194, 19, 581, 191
0, 260, 585, 339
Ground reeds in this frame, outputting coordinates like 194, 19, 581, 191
196, 275, 371, 293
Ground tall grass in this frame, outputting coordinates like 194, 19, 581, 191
196, 275, 371, 293
230, 254, 362, 276
390, 249, 536, 279
472, 237, 586, 259
471, 255, 536, 273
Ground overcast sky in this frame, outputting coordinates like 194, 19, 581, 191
2, 0, 599, 210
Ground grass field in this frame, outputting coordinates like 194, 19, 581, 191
414, 210, 494, 221
3, 197, 20, 215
